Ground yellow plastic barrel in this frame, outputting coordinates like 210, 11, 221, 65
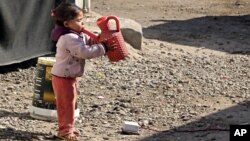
29, 57, 80, 121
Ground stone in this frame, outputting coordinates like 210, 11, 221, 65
119, 18, 143, 50
83, 11, 143, 50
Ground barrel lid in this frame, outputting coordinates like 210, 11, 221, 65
37, 57, 56, 66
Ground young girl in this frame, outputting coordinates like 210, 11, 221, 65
50, 2, 111, 141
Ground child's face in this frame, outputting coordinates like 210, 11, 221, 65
64, 11, 84, 33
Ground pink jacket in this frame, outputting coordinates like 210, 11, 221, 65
51, 33, 106, 78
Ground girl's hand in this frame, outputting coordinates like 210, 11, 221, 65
103, 40, 118, 52
108, 40, 118, 51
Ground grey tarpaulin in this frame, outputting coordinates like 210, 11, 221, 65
0, 0, 74, 66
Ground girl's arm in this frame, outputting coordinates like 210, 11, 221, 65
57, 33, 106, 59
83, 32, 99, 45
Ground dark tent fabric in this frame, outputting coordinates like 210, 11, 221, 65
0, 0, 74, 66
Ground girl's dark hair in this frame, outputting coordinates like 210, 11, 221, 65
52, 2, 82, 26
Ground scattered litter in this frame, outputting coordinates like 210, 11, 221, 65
121, 121, 140, 135
97, 96, 104, 99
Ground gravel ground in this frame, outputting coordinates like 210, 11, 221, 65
1, 0, 250, 141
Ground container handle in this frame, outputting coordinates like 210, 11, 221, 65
107, 16, 120, 32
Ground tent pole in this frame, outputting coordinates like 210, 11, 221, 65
83, 0, 90, 13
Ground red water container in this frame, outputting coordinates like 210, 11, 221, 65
82, 16, 128, 62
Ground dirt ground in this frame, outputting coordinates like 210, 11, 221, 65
0, 0, 250, 141
85, 0, 250, 140
92, 0, 250, 54
91, 1, 250, 141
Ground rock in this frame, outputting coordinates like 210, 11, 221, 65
119, 18, 143, 50
83, 11, 142, 50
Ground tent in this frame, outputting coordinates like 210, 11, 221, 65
0, 0, 75, 66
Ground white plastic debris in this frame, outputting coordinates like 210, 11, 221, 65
97, 96, 104, 99
122, 121, 140, 133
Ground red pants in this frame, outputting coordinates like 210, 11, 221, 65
52, 75, 77, 135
